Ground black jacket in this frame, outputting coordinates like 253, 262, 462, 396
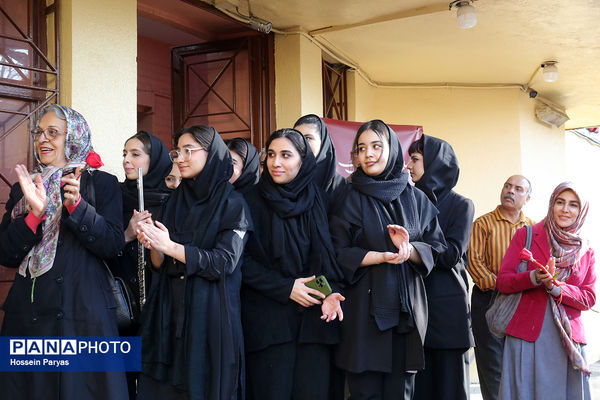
415, 135, 474, 349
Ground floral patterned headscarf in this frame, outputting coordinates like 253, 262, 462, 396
12, 104, 94, 280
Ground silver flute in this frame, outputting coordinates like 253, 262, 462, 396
137, 167, 146, 308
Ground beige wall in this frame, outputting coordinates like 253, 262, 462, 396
347, 71, 534, 219
274, 34, 323, 129
60, 0, 137, 179
518, 93, 567, 222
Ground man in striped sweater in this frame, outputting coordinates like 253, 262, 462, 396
467, 175, 534, 400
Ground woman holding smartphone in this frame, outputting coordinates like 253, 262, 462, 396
330, 120, 445, 400
136, 125, 251, 400
241, 128, 344, 400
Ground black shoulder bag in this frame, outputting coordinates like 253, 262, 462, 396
86, 172, 138, 331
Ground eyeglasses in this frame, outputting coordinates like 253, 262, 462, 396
31, 127, 66, 141
169, 147, 204, 162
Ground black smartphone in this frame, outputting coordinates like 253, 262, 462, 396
305, 275, 332, 300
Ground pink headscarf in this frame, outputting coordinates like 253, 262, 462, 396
544, 181, 589, 270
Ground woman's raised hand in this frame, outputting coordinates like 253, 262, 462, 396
387, 224, 409, 248
290, 276, 326, 307
320, 293, 345, 322
15, 164, 47, 217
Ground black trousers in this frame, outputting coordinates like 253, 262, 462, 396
471, 287, 504, 400
246, 341, 331, 400
413, 348, 470, 400
346, 332, 415, 400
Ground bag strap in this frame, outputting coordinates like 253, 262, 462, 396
517, 225, 533, 273
84, 173, 113, 279
86, 172, 96, 208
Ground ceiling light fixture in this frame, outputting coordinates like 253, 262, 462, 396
449, 0, 477, 29
541, 61, 558, 83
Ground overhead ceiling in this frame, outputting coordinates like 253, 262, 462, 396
142, 0, 600, 128
222, 0, 600, 129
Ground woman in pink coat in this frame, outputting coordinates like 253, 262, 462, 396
496, 182, 595, 399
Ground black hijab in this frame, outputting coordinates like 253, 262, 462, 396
252, 130, 341, 280
121, 131, 172, 217
350, 120, 409, 203
141, 126, 250, 399
229, 138, 260, 194
414, 135, 459, 205
163, 127, 235, 232
294, 114, 338, 191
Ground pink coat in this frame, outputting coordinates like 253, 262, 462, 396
496, 221, 596, 343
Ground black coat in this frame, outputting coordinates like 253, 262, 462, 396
424, 190, 474, 348
0, 171, 128, 399
414, 135, 474, 349
330, 185, 445, 373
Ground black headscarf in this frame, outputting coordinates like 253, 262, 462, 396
253, 133, 341, 279
414, 135, 459, 205
140, 126, 250, 399
350, 121, 409, 203
121, 131, 172, 218
294, 115, 338, 191
294, 115, 347, 211
230, 138, 260, 194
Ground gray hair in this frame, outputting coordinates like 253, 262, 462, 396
38, 104, 67, 122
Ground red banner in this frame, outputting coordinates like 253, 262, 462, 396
323, 118, 423, 177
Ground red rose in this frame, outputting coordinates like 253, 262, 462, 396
85, 151, 104, 169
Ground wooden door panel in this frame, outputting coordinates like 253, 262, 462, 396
172, 35, 273, 150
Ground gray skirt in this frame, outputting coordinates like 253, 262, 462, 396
498, 298, 591, 400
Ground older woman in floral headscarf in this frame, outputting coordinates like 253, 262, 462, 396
0, 104, 127, 399
496, 182, 595, 400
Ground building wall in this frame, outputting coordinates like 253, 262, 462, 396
59, 0, 137, 179
518, 92, 567, 221
274, 34, 323, 129
346, 71, 530, 219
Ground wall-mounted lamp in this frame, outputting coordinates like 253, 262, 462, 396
449, 0, 477, 29
535, 104, 569, 127
541, 61, 558, 83
249, 16, 272, 34
213, 0, 272, 34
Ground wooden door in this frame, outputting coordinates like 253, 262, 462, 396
171, 35, 274, 150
